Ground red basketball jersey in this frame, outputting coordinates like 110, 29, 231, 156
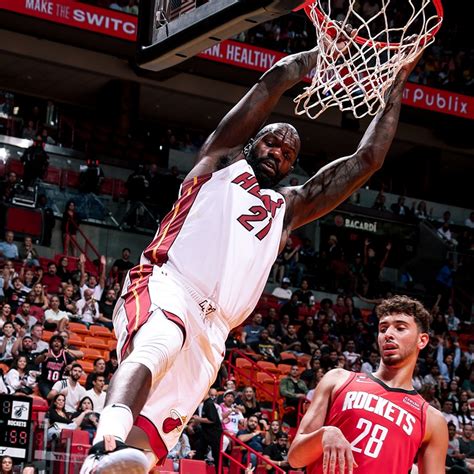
308, 372, 428, 474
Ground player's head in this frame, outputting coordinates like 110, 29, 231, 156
245, 123, 300, 188
376, 295, 430, 368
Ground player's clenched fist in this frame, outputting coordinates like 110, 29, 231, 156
321, 426, 357, 474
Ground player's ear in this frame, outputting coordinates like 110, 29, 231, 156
418, 332, 429, 350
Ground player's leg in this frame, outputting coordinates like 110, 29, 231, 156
80, 308, 185, 474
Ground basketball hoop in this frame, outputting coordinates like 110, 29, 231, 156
293, 0, 443, 119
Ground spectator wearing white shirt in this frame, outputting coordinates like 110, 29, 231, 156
272, 277, 292, 301
47, 363, 86, 413
442, 400, 460, 431
75, 289, 100, 327
29, 323, 49, 354
342, 340, 361, 367
361, 351, 379, 375
85, 373, 106, 413
79, 254, 106, 301
445, 305, 461, 331
0, 322, 16, 363
44, 295, 69, 332
15, 303, 38, 331
4, 355, 37, 394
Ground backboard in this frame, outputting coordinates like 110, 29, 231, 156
136, 0, 305, 71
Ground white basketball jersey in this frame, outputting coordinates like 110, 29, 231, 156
142, 160, 286, 329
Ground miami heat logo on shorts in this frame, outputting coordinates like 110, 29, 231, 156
162, 409, 187, 434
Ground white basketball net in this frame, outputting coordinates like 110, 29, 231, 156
294, 0, 443, 119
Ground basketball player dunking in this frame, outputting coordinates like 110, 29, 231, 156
81, 39, 424, 473
288, 296, 448, 474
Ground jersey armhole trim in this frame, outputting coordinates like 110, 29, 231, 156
330, 371, 357, 407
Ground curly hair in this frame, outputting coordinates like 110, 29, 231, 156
376, 295, 430, 333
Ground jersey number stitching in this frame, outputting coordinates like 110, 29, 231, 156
237, 205, 273, 241
351, 418, 388, 459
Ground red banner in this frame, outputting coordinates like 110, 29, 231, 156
199, 40, 474, 120
0, 0, 137, 40
1, 1, 473, 119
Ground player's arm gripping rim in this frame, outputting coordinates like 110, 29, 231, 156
279, 52, 423, 235
287, 368, 357, 474
416, 405, 448, 474
187, 46, 322, 179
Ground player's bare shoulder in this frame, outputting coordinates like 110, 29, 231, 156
424, 404, 448, 443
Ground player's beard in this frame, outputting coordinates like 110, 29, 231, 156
246, 149, 285, 189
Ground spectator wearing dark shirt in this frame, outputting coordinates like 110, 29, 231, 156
98, 288, 116, 330
241, 386, 262, 419
61, 200, 81, 256
390, 195, 411, 217
21, 134, 49, 188
111, 248, 134, 285
194, 389, 223, 466
237, 415, 266, 468
250, 329, 280, 364
281, 324, 301, 353
292, 279, 314, 306
59, 285, 77, 315
280, 293, 300, 322
56, 256, 73, 283
85, 358, 108, 390
263, 432, 290, 473
4, 277, 29, 314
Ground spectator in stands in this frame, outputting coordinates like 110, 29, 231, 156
22, 120, 37, 140
124, 165, 149, 229
465, 212, 474, 229
85, 372, 106, 413
79, 158, 104, 194
57, 330, 83, 360
97, 288, 115, 330
43, 296, 69, 332
297, 239, 316, 281
372, 191, 387, 211
263, 432, 290, 473
251, 329, 280, 364
390, 195, 411, 218
59, 284, 77, 316
446, 422, 470, 472
193, 388, 223, 467
47, 362, 86, 413
71, 396, 100, 443
29, 282, 49, 313
20, 134, 49, 189
75, 288, 100, 327
19, 236, 39, 267
105, 350, 118, 380
279, 365, 308, 425
237, 415, 266, 468
264, 420, 283, 446
363, 239, 391, 297
61, 200, 80, 256
361, 350, 379, 374
0, 456, 13, 474
4, 354, 36, 394
11, 334, 39, 371
16, 302, 38, 331
56, 257, 72, 284
0, 231, 19, 260
446, 305, 461, 331
0, 322, 16, 365
435, 259, 455, 310
4, 277, 29, 314
111, 248, 134, 286
79, 254, 106, 300
437, 337, 461, 382
280, 293, 300, 321
292, 279, 314, 307
20, 266, 36, 291
342, 339, 361, 367
414, 200, 429, 220
0, 303, 11, 329
36, 335, 76, 398
459, 424, 474, 462
281, 238, 301, 285
281, 324, 301, 353
85, 358, 108, 390
272, 277, 292, 301
29, 323, 48, 355
242, 313, 264, 348
457, 401, 473, 429
42, 262, 63, 296
220, 389, 245, 442
438, 222, 458, 247
241, 386, 261, 418
167, 432, 196, 472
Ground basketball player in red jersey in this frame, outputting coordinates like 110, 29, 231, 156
81, 34, 424, 474
288, 295, 448, 474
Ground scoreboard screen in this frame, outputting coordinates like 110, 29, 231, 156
0, 395, 32, 461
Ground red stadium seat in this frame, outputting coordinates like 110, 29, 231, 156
82, 347, 102, 361
179, 459, 207, 474
84, 336, 109, 351
68, 322, 90, 336
89, 325, 113, 339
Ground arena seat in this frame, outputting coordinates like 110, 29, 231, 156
68, 322, 90, 336
153, 458, 174, 472
44, 167, 62, 186
42, 330, 55, 341
82, 347, 102, 361
279, 352, 297, 363
84, 336, 109, 351
297, 354, 311, 367
256, 361, 280, 375
80, 360, 94, 373
0, 363, 9, 374
68, 333, 87, 348
179, 459, 207, 474
107, 340, 117, 350
89, 325, 112, 338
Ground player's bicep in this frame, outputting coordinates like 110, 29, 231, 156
418, 409, 448, 474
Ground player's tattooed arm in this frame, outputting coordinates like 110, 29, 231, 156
417, 406, 448, 474
280, 55, 421, 233
187, 47, 321, 179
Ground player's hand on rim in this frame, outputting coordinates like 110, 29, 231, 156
320, 22, 356, 59
322, 426, 357, 474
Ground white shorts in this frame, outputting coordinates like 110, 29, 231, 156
113, 264, 229, 462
